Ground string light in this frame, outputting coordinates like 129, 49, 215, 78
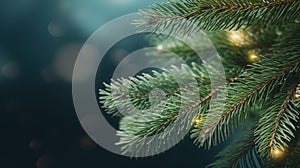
193, 116, 203, 126
227, 31, 246, 46
295, 92, 300, 99
247, 50, 260, 63
271, 147, 285, 159
294, 84, 300, 99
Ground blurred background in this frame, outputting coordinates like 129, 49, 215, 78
0, 0, 224, 167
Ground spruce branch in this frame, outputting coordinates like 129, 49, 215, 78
99, 0, 300, 161
100, 64, 210, 116
115, 77, 233, 156
137, 0, 300, 34
207, 142, 259, 168
146, 35, 202, 65
99, 64, 205, 155
269, 84, 298, 148
194, 35, 300, 148
206, 123, 267, 168
227, 142, 256, 168
202, 61, 298, 137
255, 86, 300, 157
100, 61, 233, 155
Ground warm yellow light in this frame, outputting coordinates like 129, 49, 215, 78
247, 50, 260, 63
295, 86, 300, 99
157, 45, 163, 50
227, 31, 246, 46
295, 93, 300, 99
271, 148, 284, 159
193, 116, 203, 125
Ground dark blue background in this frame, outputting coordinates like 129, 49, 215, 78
0, 0, 225, 167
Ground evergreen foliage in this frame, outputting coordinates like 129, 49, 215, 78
100, 0, 300, 167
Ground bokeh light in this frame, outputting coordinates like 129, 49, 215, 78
41, 65, 58, 83
29, 139, 43, 152
1, 62, 19, 79
111, 48, 129, 65
48, 22, 65, 38
271, 147, 285, 159
157, 45, 163, 50
36, 155, 56, 168
53, 43, 82, 82
227, 31, 247, 46
80, 135, 98, 151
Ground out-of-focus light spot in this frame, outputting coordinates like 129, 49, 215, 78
1, 62, 19, 79
41, 66, 58, 82
54, 43, 82, 82
193, 116, 203, 126
157, 45, 163, 50
74, 44, 100, 82
247, 50, 260, 63
227, 31, 247, 46
54, 43, 99, 83
80, 135, 97, 151
112, 48, 129, 65
36, 156, 55, 168
29, 139, 43, 152
276, 28, 283, 36
48, 22, 65, 37
271, 148, 285, 159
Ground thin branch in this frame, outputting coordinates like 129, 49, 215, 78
227, 142, 256, 168
200, 59, 300, 138
159, 78, 237, 128
269, 83, 298, 147
140, 0, 300, 32
184, 0, 298, 20
132, 83, 197, 99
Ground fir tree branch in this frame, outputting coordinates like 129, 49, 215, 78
100, 63, 234, 155
161, 78, 237, 128
269, 83, 297, 148
255, 87, 300, 156
226, 142, 256, 168
194, 34, 300, 148
201, 61, 300, 139
137, 0, 300, 34
183, 0, 297, 20
157, 81, 226, 129
100, 64, 211, 116
206, 122, 267, 168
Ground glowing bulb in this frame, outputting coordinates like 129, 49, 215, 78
232, 33, 240, 39
157, 45, 163, 50
294, 93, 300, 99
271, 148, 284, 159
295, 85, 300, 99
193, 116, 203, 125
247, 50, 260, 63
227, 31, 246, 46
